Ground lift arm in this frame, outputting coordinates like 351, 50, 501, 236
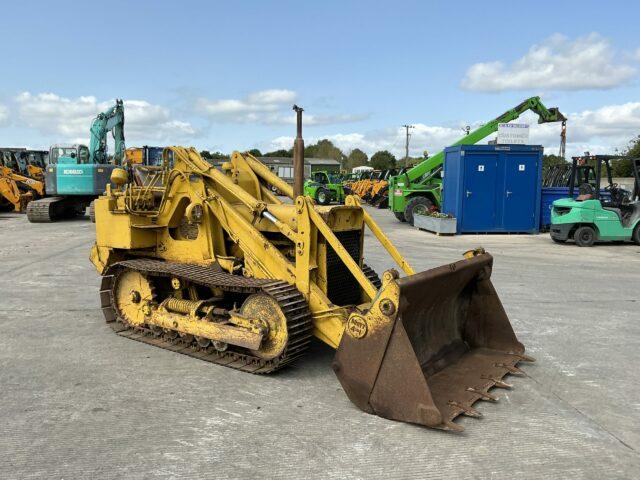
89, 99, 125, 165
401, 96, 566, 185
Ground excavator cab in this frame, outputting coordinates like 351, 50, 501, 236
49, 144, 90, 165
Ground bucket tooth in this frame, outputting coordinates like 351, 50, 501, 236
496, 363, 527, 376
448, 401, 482, 418
442, 421, 465, 432
494, 379, 513, 389
508, 352, 536, 362
466, 387, 498, 402
481, 375, 513, 389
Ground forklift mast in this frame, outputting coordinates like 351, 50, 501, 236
569, 155, 638, 205
632, 158, 640, 201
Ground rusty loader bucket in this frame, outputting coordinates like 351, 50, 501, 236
332, 253, 533, 431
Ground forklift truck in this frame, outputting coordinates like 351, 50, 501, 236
550, 156, 640, 246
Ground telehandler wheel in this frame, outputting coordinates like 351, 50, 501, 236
394, 211, 406, 222
316, 188, 330, 205
404, 196, 433, 226
574, 225, 595, 247
632, 224, 640, 245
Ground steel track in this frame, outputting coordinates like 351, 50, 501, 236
100, 258, 381, 373
101, 259, 314, 373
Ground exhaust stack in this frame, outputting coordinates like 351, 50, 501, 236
292, 105, 304, 198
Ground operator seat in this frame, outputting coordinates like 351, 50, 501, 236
576, 183, 594, 201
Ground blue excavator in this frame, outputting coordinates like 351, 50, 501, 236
27, 100, 125, 222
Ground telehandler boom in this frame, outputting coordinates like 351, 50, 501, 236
90, 144, 533, 431
389, 96, 566, 224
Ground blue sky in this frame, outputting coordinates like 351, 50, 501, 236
1, 0, 639, 158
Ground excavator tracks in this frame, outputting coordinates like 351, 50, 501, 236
26, 196, 89, 222
100, 259, 314, 374
26, 197, 67, 222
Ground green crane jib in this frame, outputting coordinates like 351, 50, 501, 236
388, 96, 566, 224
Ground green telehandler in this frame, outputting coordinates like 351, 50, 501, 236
550, 156, 640, 246
388, 97, 566, 225
303, 170, 345, 205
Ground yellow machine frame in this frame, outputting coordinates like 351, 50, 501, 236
90, 146, 532, 431
92, 148, 412, 349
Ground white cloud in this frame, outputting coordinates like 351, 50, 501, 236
462, 33, 637, 92
265, 102, 640, 160
14, 92, 196, 144
247, 89, 297, 105
196, 89, 368, 126
525, 102, 640, 156
0, 104, 8, 126
280, 112, 370, 126
197, 89, 297, 121
262, 123, 463, 158
120, 99, 197, 140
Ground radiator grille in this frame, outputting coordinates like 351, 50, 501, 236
326, 230, 362, 306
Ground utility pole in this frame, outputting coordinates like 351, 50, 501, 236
402, 124, 414, 164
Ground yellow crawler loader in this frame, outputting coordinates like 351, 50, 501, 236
90, 143, 533, 431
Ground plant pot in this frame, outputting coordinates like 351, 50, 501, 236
414, 214, 457, 235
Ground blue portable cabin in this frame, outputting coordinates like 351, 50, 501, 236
442, 144, 543, 233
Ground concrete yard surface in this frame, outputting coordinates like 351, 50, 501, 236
0, 207, 639, 479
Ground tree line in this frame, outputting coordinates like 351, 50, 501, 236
201, 135, 640, 176
200, 139, 400, 171
543, 135, 639, 177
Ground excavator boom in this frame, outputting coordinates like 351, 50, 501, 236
90, 99, 125, 165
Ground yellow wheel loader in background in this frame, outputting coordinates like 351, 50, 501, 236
0, 150, 46, 212
0, 165, 45, 212
90, 116, 532, 431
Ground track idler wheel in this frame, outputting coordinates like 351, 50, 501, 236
113, 270, 155, 327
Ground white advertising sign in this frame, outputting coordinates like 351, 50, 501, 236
497, 123, 529, 145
